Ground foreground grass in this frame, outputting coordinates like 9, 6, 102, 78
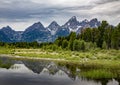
0, 47, 120, 63
0, 47, 14, 54
13, 48, 120, 61
0, 47, 120, 69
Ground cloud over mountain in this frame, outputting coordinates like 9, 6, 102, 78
0, 0, 120, 31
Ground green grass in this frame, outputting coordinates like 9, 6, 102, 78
80, 69, 117, 79
0, 47, 14, 54
79, 60, 120, 70
0, 47, 120, 65
0, 59, 12, 69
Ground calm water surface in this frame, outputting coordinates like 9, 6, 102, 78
0, 57, 119, 85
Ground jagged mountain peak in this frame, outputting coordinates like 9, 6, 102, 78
1, 26, 16, 34
79, 19, 90, 28
90, 18, 99, 23
32, 22, 45, 29
0, 17, 101, 42
82, 19, 89, 23
47, 21, 60, 35
48, 21, 60, 28
0, 26, 19, 42
70, 16, 77, 21
63, 16, 79, 27
67, 16, 78, 23
62, 16, 81, 33
22, 21, 50, 42
34, 22, 42, 25
89, 18, 101, 28
25, 21, 46, 32
51, 21, 58, 24
1, 26, 14, 31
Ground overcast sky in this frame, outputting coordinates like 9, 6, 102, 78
0, 0, 120, 31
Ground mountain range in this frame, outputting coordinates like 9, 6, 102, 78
0, 16, 101, 42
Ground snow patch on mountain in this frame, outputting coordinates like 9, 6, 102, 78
47, 28, 57, 35
0, 16, 101, 42
69, 26, 82, 32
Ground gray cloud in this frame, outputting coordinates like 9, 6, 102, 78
0, 0, 120, 30
94, 0, 120, 4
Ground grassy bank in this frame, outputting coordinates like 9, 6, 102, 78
0, 47, 120, 61
0, 47, 120, 70
14, 48, 120, 61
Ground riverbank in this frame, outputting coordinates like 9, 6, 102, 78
0, 48, 120, 69
0, 48, 120, 61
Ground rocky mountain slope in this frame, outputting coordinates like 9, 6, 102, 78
0, 16, 101, 42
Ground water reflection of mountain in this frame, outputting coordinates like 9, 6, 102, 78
22, 60, 49, 74
22, 60, 77, 80
0, 57, 77, 80
0, 57, 120, 85
20, 60, 120, 85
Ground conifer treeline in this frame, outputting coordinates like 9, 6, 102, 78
55, 21, 120, 50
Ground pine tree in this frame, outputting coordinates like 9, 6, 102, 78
111, 28, 119, 49
98, 21, 108, 48
102, 41, 107, 49
103, 26, 113, 49
62, 40, 68, 49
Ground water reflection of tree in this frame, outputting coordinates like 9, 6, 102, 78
115, 78, 120, 85
57, 62, 78, 80
0, 57, 14, 69
96, 79, 109, 85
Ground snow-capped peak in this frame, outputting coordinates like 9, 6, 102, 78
63, 16, 79, 27
47, 21, 60, 35
71, 16, 76, 20
48, 21, 60, 28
